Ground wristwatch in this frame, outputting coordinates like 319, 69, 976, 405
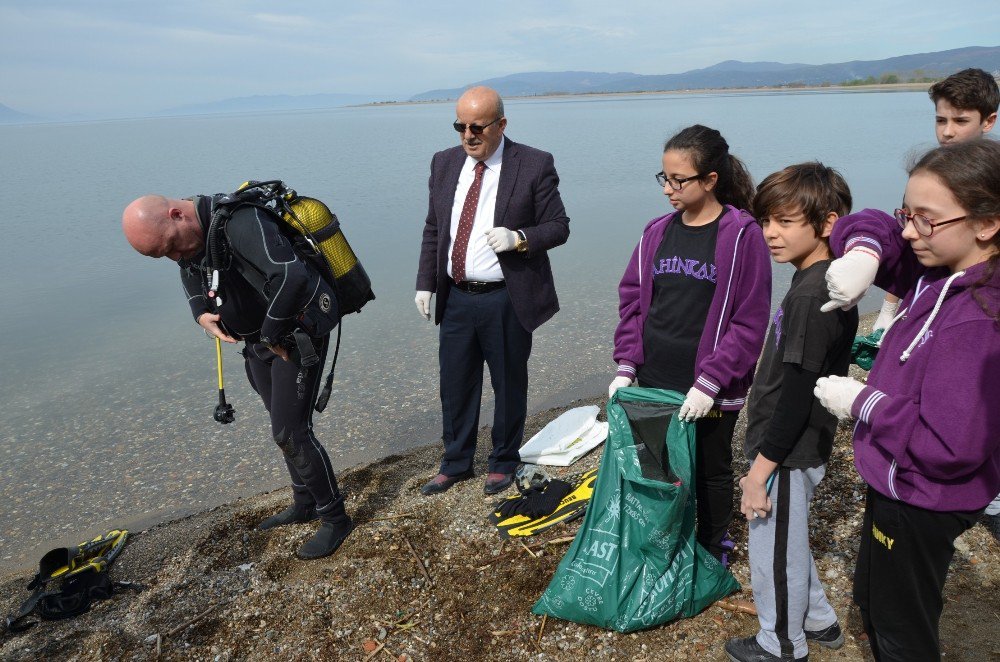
514, 230, 529, 253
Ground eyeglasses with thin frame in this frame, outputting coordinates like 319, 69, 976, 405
893, 208, 969, 237
453, 116, 502, 135
655, 171, 703, 191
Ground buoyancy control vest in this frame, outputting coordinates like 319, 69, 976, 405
206, 180, 374, 317
204, 181, 375, 412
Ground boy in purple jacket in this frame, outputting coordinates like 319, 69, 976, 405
725, 163, 857, 662
815, 139, 1000, 661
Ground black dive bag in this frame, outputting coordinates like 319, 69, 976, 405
3, 530, 140, 635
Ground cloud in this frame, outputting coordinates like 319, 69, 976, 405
512, 18, 633, 43
248, 13, 317, 31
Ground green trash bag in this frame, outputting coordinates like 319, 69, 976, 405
532, 387, 740, 632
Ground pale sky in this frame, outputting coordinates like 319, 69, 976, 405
2, 0, 998, 117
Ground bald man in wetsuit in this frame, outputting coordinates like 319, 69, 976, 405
122, 194, 351, 560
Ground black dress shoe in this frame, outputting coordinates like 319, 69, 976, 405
257, 504, 319, 531
297, 519, 354, 560
420, 470, 475, 496
484, 472, 514, 495
725, 635, 807, 661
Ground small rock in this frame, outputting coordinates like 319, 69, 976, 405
362, 639, 379, 653
377, 627, 388, 640
144, 635, 158, 645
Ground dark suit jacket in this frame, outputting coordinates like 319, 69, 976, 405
415, 138, 570, 333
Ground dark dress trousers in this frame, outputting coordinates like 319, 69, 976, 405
416, 138, 570, 475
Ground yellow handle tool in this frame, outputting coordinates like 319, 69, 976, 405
213, 336, 235, 424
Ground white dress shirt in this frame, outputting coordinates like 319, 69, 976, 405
446, 137, 505, 282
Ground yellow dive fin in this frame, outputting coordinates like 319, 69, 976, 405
490, 469, 597, 538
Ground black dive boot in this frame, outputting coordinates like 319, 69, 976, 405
257, 504, 319, 531
297, 517, 354, 560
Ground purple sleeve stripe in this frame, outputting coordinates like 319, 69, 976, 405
845, 236, 883, 255
696, 375, 721, 395
858, 390, 886, 424
617, 364, 636, 376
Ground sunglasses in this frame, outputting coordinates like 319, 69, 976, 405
453, 116, 502, 135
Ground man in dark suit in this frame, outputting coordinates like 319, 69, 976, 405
415, 86, 570, 496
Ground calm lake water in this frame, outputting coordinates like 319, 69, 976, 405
0, 90, 933, 571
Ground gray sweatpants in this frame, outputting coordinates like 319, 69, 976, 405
748, 465, 838, 659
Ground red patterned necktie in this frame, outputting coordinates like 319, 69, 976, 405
451, 160, 486, 283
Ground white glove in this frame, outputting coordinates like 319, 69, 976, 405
679, 387, 714, 422
813, 375, 865, 420
485, 227, 518, 253
415, 290, 432, 321
608, 376, 633, 398
872, 298, 900, 333
820, 248, 880, 312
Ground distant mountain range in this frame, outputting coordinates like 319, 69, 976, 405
158, 92, 384, 116
0, 102, 37, 124
409, 45, 1000, 101
2, 46, 998, 124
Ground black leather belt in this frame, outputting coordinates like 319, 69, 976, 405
453, 280, 506, 294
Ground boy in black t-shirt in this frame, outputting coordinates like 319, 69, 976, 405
725, 164, 858, 662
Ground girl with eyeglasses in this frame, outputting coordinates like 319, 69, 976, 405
814, 139, 1000, 661
609, 124, 771, 565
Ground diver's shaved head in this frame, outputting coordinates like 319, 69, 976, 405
122, 195, 202, 260
122, 195, 171, 254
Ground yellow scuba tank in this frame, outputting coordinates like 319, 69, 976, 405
234, 181, 375, 315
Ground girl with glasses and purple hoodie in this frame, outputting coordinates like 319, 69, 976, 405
814, 139, 1000, 661
609, 124, 772, 564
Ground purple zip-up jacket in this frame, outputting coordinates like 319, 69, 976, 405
832, 209, 1000, 512
613, 206, 772, 410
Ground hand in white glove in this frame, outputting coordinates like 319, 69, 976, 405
813, 375, 865, 420
484, 227, 518, 253
872, 297, 900, 333
608, 376, 633, 398
415, 290, 432, 321
678, 387, 714, 422
820, 248, 880, 312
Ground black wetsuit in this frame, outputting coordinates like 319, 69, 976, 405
179, 196, 347, 524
